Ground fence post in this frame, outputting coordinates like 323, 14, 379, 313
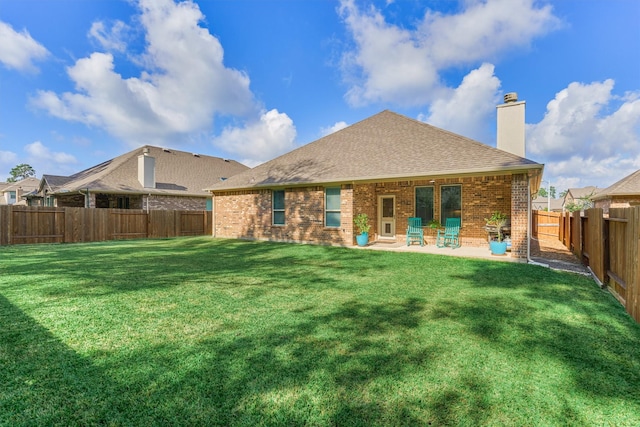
626, 207, 640, 322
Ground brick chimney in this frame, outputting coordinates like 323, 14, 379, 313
138, 147, 156, 188
496, 92, 525, 158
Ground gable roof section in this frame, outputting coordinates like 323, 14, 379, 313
0, 177, 40, 193
565, 186, 599, 202
209, 110, 543, 191
593, 169, 640, 200
46, 145, 248, 197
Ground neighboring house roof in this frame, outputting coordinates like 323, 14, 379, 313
532, 196, 563, 211
0, 177, 40, 193
208, 110, 543, 191
43, 145, 248, 197
592, 169, 640, 200
565, 186, 599, 200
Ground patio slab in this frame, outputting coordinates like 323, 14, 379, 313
355, 240, 521, 262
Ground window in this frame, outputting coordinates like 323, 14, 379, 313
117, 196, 130, 209
325, 187, 341, 227
272, 190, 285, 225
8, 191, 16, 201
415, 187, 434, 224
440, 185, 461, 224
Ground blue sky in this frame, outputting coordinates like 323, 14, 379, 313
1, 0, 639, 193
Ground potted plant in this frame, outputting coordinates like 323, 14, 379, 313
354, 213, 371, 246
427, 219, 442, 230
485, 211, 508, 255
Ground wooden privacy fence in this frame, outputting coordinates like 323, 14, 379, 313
0, 206, 212, 246
539, 207, 640, 322
531, 211, 560, 240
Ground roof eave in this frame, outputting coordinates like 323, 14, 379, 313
209, 164, 544, 193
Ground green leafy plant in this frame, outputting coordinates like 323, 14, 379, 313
485, 211, 508, 242
353, 213, 371, 234
427, 219, 442, 229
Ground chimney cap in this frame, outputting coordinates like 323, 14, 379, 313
504, 92, 518, 103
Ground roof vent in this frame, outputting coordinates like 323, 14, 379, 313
224, 159, 230, 163
504, 92, 518, 103
193, 153, 200, 157
163, 148, 171, 153
143, 147, 150, 156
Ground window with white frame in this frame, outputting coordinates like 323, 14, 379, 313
325, 187, 341, 227
272, 190, 285, 225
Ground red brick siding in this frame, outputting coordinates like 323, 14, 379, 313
214, 186, 353, 245
213, 174, 533, 258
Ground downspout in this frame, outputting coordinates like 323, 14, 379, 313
211, 193, 216, 237
527, 177, 549, 267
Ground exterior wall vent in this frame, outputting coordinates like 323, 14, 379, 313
504, 92, 518, 103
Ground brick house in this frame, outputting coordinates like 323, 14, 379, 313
29, 145, 247, 210
561, 186, 599, 212
208, 97, 544, 260
593, 169, 640, 214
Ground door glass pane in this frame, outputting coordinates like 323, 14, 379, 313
382, 198, 394, 217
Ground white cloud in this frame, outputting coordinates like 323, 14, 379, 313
1, 151, 19, 178
88, 20, 129, 53
31, 0, 256, 146
419, 63, 501, 142
528, 80, 640, 189
0, 21, 49, 72
25, 141, 78, 165
321, 121, 349, 136
212, 109, 297, 166
338, 0, 559, 106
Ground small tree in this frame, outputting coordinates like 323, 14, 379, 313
7, 164, 36, 182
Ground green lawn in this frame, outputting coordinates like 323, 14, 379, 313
1, 237, 639, 426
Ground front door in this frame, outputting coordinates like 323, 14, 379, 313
378, 195, 396, 239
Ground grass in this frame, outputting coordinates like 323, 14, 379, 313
1, 237, 639, 426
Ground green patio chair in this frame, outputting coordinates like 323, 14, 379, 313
436, 218, 461, 248
406, 217, 424, 246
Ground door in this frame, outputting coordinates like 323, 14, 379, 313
378, 195, 396, 239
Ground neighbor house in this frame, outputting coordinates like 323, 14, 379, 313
592, 169, 640, 214
562, 186, 599, 212
208, 94, 544, 260
0, 177, 39, 206
29, 146, 248, 210
532, 196, 563, 212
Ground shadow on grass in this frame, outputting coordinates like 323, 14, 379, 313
2, 238, 640, 425
439, 260, 640, 415
1, 291, 446, 425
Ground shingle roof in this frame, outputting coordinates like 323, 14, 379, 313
47, 145, 248, 196
0, 177, 40, 193
593, 169, 640, 200
208, 110, 543, 191
566, 186, 599, 200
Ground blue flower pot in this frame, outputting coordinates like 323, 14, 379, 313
356, 232, 369, 247
490, 240, 508, 255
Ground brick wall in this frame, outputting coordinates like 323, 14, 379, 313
145, 195, 207, 211
213, 174, 533, 258
594, 197, 640, 214
353, 176, 514, 247
213, 186, 353, 245
510, 173, 529, 259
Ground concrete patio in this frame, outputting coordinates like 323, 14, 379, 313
355, 240, 520, 262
